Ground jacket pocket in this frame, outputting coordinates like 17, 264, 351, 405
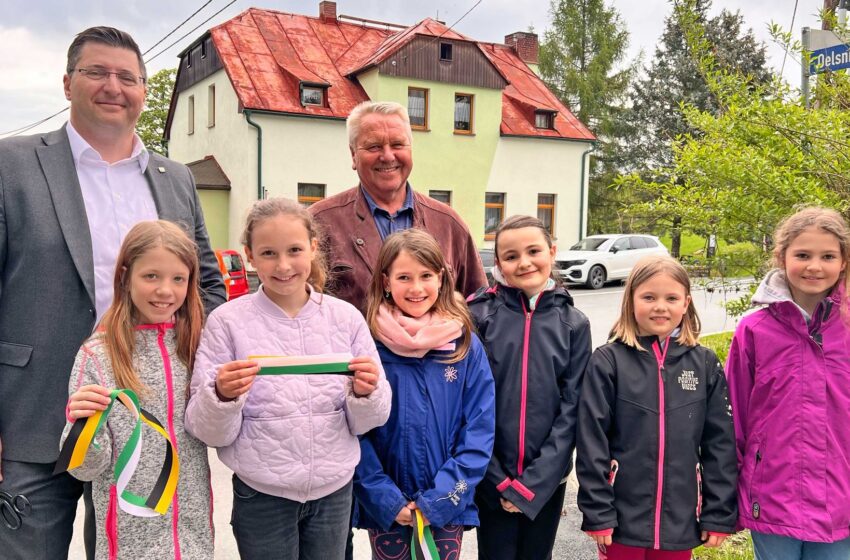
0, 340, 33, 368
232, 475, 259, 500
696, 463, 703, 521
749, 440, 765, 519
608, 459, 619, 486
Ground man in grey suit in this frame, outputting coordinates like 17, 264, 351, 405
0, 27, 225, 559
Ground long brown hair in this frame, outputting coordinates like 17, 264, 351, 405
366, 229, 474, 363
241, 197, 327, 292
610, 255, 701, 350
100, 220, 205, 395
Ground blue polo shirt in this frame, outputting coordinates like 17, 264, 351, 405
361, 185, 415, 240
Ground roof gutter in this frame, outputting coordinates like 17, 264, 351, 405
244, 109, 264, 200
241, 107, 346, 122
500, 133, 597, 145
579, 142, 598, 241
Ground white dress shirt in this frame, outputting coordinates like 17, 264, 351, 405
66, 122, 158, 324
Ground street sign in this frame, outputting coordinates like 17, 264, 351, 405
807, 29, 850, 74
810, 43, 850, 73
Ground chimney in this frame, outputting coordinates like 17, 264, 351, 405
319, 1, 337, 22
505, 32, 539, 65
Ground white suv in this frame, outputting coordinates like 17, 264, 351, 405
555, 234, 669, 289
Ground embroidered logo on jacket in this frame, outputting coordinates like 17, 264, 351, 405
678, 370, 699, 391
436, 480, 468, 505
444, 366, 458, 383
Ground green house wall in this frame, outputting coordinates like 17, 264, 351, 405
359, 72, 503, 240
197, 189, 230, 250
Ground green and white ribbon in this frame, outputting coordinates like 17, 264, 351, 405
251, 353, 354, 376
411, 509, 439, 560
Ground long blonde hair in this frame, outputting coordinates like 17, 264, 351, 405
610, 255, 701, 350
100, 220, 205, 395
241, 197, 327, 292
366, 229, 473, 363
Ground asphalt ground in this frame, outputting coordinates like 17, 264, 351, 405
69, 280, 748, 558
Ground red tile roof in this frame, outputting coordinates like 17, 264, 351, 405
479, 43, 595, 141
209, 7, 595, 141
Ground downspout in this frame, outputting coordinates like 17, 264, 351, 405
578, 142, 597, 240
244, 109, 263, 200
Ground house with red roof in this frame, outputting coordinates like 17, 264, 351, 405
165, 1, 595, 251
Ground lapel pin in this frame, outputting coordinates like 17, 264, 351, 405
158, 166, 166, 173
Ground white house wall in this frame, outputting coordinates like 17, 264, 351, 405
485, 136, 591, 249
168, 71, 357, 250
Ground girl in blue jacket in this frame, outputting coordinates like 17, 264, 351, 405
354, 228, 496, 560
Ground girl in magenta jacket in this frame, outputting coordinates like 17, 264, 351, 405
726, 207, 850, 560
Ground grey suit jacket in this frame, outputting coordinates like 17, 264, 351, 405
0, 125, 226, 463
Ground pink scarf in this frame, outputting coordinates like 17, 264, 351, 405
375, 304, 463, 358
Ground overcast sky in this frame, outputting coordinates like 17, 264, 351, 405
0, 0, 822, 137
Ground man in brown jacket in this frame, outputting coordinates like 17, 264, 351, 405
309, 101, 487, 313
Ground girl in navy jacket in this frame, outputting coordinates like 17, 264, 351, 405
354, 229, 495, 560
468, 215, 592, 560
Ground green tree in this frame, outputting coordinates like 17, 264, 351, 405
620, 0, 772, 255
136, 68, 176, 156
538, 0, 635, 234
618, 0, 850, 304
539, 0, 632, 134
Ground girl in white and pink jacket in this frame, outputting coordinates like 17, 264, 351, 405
185, 198, 391, 560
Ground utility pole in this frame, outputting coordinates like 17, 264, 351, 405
824, 0, 839, 30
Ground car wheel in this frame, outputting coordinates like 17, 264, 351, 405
586, 265, 606, 290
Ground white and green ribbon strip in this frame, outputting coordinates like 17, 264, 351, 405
55, 388, 179, 516
251, 353, 354, 376
411, 509, 440, 560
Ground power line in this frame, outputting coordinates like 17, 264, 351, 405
142, 0, 217, 56
401, 0, 485, 61
0, 0, 231, 138
0, 107, 69, 137
145, 0, 237, 64
780, 0, 800, 77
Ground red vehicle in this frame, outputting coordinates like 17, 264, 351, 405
215, 249, 249, 300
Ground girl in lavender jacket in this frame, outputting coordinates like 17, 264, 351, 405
185, 198, 391, 560
727, 207, 850, 560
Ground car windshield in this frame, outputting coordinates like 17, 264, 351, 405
223, 255, 243, 272
569, 238, 608, 251
479, 251, 494, 267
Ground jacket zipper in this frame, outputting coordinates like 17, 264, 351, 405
518, 297, 535, 476
157, 325, 182, 560
651, 338, 670, 550
695, 463, 703, 521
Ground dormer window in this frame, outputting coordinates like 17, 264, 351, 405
440, 42, 453, 61
300, 84, 327, 107
535, 110, 556, 129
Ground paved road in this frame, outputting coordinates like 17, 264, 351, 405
69, 279, 748, 559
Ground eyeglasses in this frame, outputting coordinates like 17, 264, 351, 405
74, 67, 146, 87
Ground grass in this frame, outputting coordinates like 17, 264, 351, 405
658, 233, 761, 277
693, 531, 753, 559
693, 331, 752, 559
699, 331, 734, 364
